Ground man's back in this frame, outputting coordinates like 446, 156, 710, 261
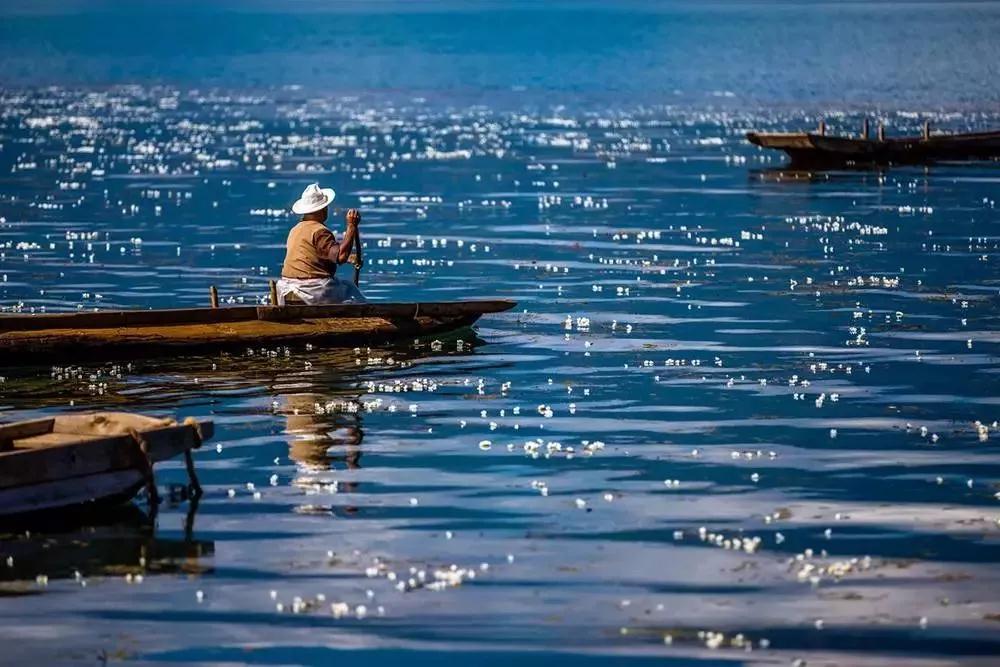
281, 219, 338, 280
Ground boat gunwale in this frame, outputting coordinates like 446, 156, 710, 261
0, 299, 517, 333
748, 129, 1000, 151
0, 414, 213, 492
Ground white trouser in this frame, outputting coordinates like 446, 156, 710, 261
275, 277, 367, 305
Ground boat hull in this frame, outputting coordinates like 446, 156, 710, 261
0, 469, 145, 519
0, 300, 515, 363
746, 130, 1000, 167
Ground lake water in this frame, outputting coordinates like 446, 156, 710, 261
1, 2, 999, 666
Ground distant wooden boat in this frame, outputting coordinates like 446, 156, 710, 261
0, 412, 211, 520
747, 125, 1000, 167
0, 299, 516, 363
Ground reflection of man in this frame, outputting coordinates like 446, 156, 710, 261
283, 393, 363, 483
276, 183, 366, 305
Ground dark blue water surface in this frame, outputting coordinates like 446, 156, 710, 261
2, 0, 1000, 106
1, 2, 1000, 666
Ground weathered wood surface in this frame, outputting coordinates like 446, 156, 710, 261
0, 469, 145, 516
0, 412, 212, 493
746, 129, 1000, 167
0, 299, 515, 331
0, 299, 516, 361
0, 417, 55, 451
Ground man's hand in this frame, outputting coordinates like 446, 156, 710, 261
334, 209, 362, 265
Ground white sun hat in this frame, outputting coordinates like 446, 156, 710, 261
291, 183, 336, 215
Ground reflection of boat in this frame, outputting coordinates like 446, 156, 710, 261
0, 299, 516, 363
749, 167, 888, 185
0, 503, 213, 585
0, 412, 210, 521
747, 126, 1000, 167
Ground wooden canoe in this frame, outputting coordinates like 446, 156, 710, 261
746, 129, 1000, 167
0, 299, 516, 362
0, 412, 212, 519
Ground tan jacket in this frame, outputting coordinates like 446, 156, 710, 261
281, 220, 338, 279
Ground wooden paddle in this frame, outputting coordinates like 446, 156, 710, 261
351, 226, 363, 287
337, 207, 363, 287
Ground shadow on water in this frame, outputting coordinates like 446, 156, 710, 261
86, 614, 1000, 662
144, 646, 734, 667
749, 166, 887, 183
0, 328, 497, 579
0, 325, 487, 412
751, 160, 1000, 182
0, 500, 214, 593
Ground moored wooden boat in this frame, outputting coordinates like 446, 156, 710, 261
0, 299, 516, 363
746, 126, 1000, 167
0, 412, 212, 520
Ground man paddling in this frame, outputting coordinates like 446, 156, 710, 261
276, 183, 366, 305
